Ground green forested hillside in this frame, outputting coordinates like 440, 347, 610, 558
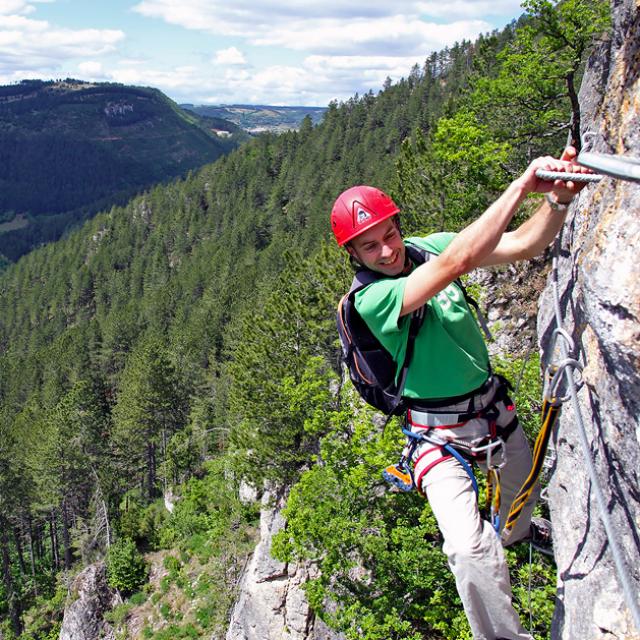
0, 2, 609, 638
0, 79, 245, 263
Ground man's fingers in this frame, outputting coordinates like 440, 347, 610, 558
560, 146, 577, 162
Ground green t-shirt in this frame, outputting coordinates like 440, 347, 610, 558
353, 233, 490, 400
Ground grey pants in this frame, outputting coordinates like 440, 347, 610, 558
410, 382, 540, 639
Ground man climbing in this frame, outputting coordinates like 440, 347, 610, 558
330, 147, 592, 640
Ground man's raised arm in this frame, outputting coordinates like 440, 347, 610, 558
400, 147, 591, 317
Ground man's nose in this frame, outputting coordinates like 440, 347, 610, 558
380, 243, 394, 258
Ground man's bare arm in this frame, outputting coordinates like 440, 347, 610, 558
399, 148, 591, 317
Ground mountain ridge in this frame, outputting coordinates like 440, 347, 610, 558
0, 79, 245, 263
182, 103, 326, 133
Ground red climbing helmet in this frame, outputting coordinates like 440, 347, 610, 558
330, 185, 400, 246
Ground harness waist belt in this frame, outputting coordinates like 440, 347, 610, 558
408, 409, 479, 428
408, 375, 493, 410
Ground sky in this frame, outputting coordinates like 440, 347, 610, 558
0, 0, 527, 107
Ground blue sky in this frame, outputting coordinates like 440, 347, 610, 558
0, 0, 527, 106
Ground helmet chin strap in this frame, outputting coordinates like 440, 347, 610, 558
348, 253, 363, 270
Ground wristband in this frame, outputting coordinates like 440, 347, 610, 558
545, 193, 572, 212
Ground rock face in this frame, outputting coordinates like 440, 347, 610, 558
537, 2, 640, 638
226, 490, 344, 640
59, 562, 117, 640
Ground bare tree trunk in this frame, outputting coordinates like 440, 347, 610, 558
36, 520, 44, 561
91, 466, 112, 550
61, 499, 73, 570
50, 510, 59, 571
12, 524, 26, 575
566, 70, 581, 151
162, 428, 168, 493
102, 498, 112, 549
27, 515, 38, 596
146, 441, 157, 500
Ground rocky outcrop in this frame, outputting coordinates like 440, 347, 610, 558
59, 562, 118, 640
472, 257, 548, 360
226, 490, 344, 640
537, 1, 640, 638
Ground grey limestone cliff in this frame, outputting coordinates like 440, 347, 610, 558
226, 489, 344, 640
537, 1, 640, 637
59, 562, 118, 640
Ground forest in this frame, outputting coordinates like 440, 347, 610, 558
0, 1, 610, 638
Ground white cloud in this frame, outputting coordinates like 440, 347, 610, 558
214, 46, 246, 66
103, 60, 317, 106
416, 0, 524, 19
132, 1, 494, 54
112, 64, 201, 90
0, 0, 526, 107
0, 0, 34, 15
303, 54, 422, 91
252, 16, 491, 55
132, 0, 423, 28
0, 6, 124, 80
123, 1, 525, 105
103, 52, 423, 106
77, 60, 104, 77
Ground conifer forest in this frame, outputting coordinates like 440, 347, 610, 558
0, 1, 611, 638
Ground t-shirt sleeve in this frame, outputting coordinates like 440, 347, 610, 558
407, 232, 457, 255
353, 278, 410, 337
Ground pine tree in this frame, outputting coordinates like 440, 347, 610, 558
112, 335, 190, 501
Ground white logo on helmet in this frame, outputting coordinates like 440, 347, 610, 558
357, 208, 372, 224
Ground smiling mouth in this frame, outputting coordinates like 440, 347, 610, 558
379, 253, 399, 267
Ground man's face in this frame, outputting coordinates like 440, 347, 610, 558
348, 218, 405, 276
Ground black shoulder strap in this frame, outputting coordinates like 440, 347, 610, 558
405, 242, 433, 267
393, 304, 426, 405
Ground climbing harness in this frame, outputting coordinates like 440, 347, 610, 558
399, 426, 481, 498
382, 375, 516, 534
394, 422, 506, 532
